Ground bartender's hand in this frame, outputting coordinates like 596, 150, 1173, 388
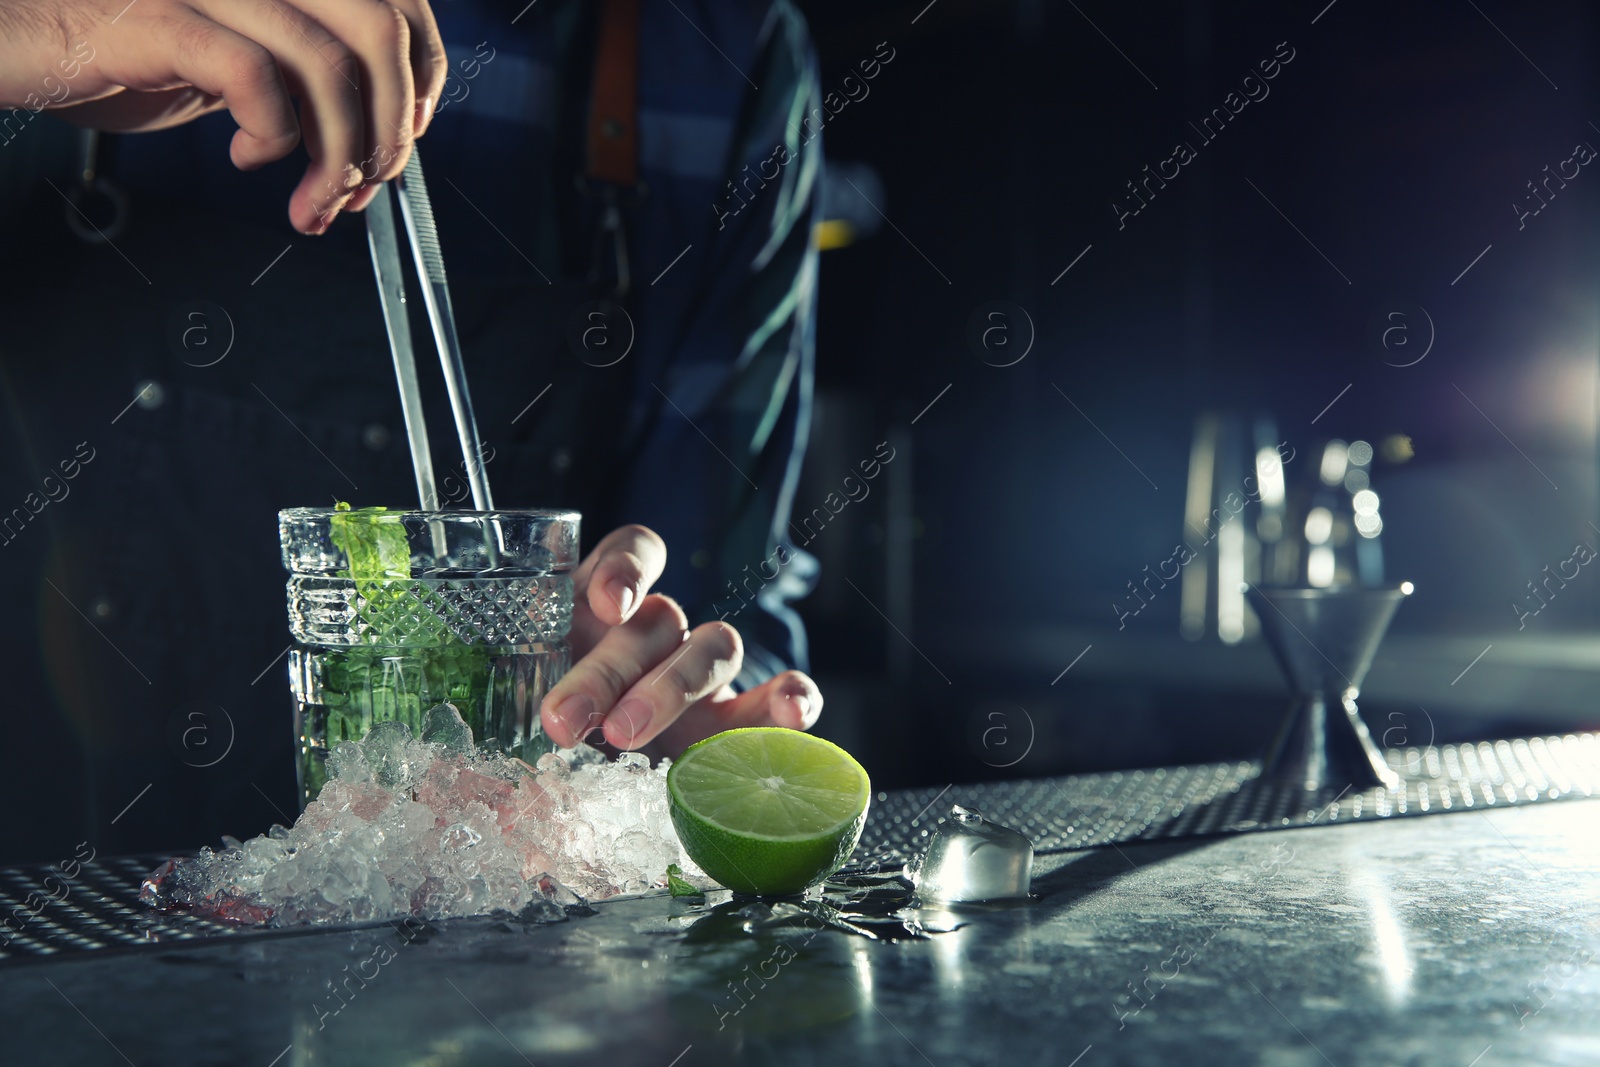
0, 0, 447, 233
540, 525, 822, 758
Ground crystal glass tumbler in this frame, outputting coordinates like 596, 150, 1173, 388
279, 507, 580, 806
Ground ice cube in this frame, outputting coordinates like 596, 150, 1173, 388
535, 752, 569, 777
363, 720, 418, 786
911, 805, 1033, 902
441, 823, 483, 850
614, 751, 650, 772
533, 872, 586, 909
511, 897, 567, 924
327, 740, 372, 783
422, 702, 474, 751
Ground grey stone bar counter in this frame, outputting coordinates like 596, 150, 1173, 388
3, 796, 1597, 1066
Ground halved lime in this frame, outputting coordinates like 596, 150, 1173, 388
667, 728, 872, 895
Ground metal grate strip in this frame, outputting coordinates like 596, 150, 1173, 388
1, 733, 1595, 962
853, 733, 1600, 868
1, 856, 240, 961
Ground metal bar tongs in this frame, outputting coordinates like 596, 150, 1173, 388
365, 149, 500, 561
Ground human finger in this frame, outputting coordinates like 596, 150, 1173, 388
601, 621, 744, 751
88, 11, 301, 168
539, 594, 689, 747
571, 524, 668, 634
646, 670, 821, 757
385, 0, 447, 134
298, 0, 415, 183
192, 0, 367, 231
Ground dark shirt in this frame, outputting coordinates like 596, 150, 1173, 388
0, 0, 821, 861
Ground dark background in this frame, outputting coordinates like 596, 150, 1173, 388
2, 0, 1598, 862
786, 0, 1600, 786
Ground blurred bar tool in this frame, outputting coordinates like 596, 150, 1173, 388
1180, 418, 1392, 642
1277, 438, 1386, 589
1179, 412, 1287, 643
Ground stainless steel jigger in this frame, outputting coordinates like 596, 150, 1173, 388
1244, 583, 1414, 793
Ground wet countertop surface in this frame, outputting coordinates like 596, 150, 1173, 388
2, 798, 1597, 1067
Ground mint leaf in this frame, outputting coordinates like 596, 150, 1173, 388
329, 504, 440, 642
298, 505, 512, 803
666, 864, 704, 899
329, 503, 410, 581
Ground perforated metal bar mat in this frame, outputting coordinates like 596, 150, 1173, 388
3, 733, 1596, 962
1, 855, 247, 961
853, 733, 1600, 868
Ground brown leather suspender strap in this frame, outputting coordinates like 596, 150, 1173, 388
585, 0, 642, 189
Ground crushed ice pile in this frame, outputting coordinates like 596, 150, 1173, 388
141, 704, 702, 926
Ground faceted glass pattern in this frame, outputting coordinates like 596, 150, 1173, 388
279, 509, 580, 807
286, 575, 573, 647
